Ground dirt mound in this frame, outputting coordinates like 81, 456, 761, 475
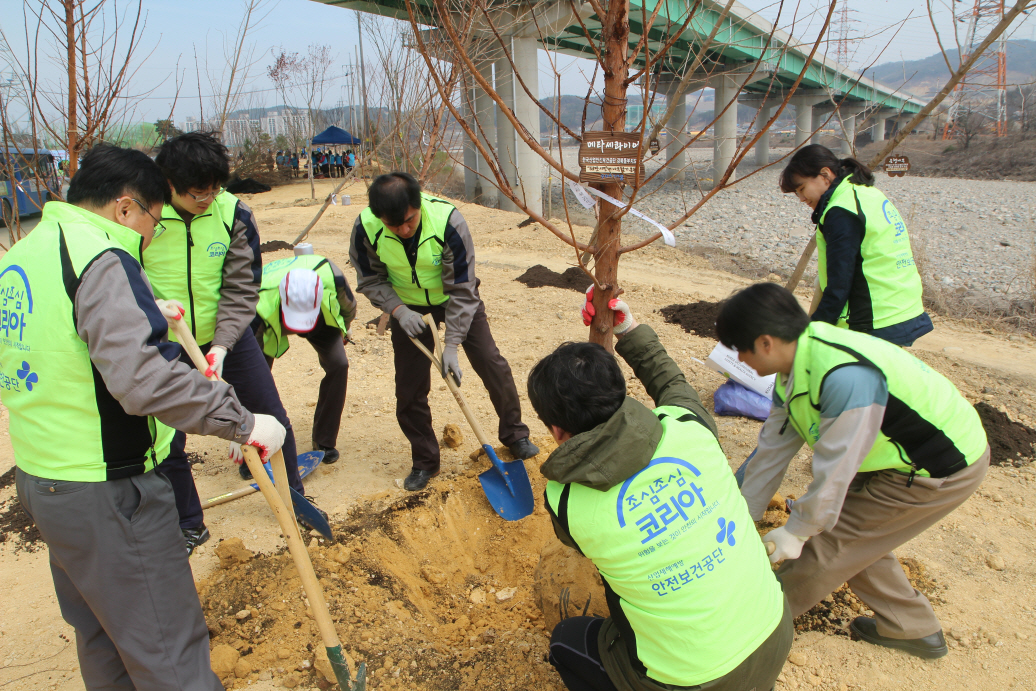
975, 402, 1036, 466
259, 239, 296, 254
515, 265, 593, 293
532, 541, 608, 633
0, 496, 43, 551
659, 301, 721, 339
0, 465, 14, 491
199, 436, 567, 691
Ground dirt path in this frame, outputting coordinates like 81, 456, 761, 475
2, 178, 1035, 690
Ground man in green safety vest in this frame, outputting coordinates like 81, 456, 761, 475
718, 282, 989, 659
527, 291, 792, 691
0, 144, 286, 690
251, 257, 357, 463
350, 172, 537, 491
142, 132, 317, 553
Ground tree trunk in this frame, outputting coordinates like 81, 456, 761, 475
589, 0, 631, 353
64, 0, 78, 177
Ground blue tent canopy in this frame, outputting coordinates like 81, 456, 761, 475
311, 126, 361, 145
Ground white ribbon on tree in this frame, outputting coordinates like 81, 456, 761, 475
565, 180, 676, 247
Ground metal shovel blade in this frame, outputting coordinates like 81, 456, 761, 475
260, 460, 334, 540
477, 445, 535, 521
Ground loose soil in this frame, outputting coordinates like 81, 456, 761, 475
659, 301, 722, 339
0, 496, 42, 551
975, 402, 1036, 466
3, 178, 1036, 691
514, 265, 593, 293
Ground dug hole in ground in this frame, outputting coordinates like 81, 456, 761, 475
1, 177, 1036, 691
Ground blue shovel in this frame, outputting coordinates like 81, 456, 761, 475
409, 315, 534, 521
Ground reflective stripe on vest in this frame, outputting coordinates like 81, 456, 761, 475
254, 254, 348, 359
545, 407, 784, 686
816, 178, 924, 331
359, 193, 454, 306
0, 202, 157, 481
142, 191, 239, 345
775, 322, 987, 477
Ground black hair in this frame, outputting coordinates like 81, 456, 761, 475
155, 131, 231, 194
527, 341, 627, 436
778, 144, 874, 193
715, 283, 810, 353
369, 172, 422, 226
66, 143, 171, 209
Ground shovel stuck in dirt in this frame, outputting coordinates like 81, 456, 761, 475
409, 314, 535, 521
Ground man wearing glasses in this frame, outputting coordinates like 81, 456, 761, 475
142, 132, 319, 554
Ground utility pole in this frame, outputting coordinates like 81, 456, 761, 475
943, 0, 1008, 138
356, 11, 371, 161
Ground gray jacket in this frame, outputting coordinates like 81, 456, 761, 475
213, 200, 262, 349
349, 206, 480, 346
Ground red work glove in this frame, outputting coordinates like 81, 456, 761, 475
581, 286, 635, 335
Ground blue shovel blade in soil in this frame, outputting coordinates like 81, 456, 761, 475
477, 444, 535, 521
260, 460, 334, 540
248, 450, 323, 492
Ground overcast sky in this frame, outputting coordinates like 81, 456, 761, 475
0, 0, 1033, 124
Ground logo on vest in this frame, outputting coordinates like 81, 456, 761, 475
616, 457, 719, 550
809, 422, 819, 441
206, 242, 228, 258
882, 200, 907, 239
263, 257, 296, 275
432, 252, 442, 266
0, 265, 33, 350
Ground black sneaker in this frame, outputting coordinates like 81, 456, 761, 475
849, 617, 948, 659
508, 437, 540, 460
297, 496, 329, 533
403, 468, 439, 491
183, 525, 210, 557
317, 446, 340, 464
239, 462, 252, 480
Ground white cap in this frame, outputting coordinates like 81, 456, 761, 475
279, 268, 323, 332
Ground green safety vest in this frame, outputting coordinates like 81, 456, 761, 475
0, 202, 158, 482
546, 407, 784, 686
254, 254, 350, 359
817, 178, 925, 331
777, 322, 987, 478
141, 191, 239, 345
359, 193, 455, 306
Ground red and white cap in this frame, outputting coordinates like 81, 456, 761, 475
280, 268, 323, 333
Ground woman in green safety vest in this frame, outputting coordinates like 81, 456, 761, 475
779, 144, 933, 346
718, 282, 989, 660
528, 291, 792, 691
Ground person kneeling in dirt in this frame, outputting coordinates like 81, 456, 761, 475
528, 291, 792, 691
251, 260, 357, 464
350, 172, 538, 491
720, 282, 989, 660
1, 144, 286, 691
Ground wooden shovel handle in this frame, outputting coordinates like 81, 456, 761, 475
765, 541, 776, 556
168, 317, 220, 383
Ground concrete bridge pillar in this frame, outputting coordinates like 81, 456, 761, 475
475, 60, 499, 207
662, 76, 688, 181
840, 114, 858, 156
872, 116, 886, 142
494, 45, 519, 213
712, 73, 740, 182
511, 36, 541, 216
755, 103, 772, 166
792, 96, 827, 147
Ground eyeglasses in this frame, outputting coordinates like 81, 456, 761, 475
118, 196, 166, 238
186, 187, 224, 203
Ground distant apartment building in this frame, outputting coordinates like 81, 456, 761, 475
179, 107, 312, 149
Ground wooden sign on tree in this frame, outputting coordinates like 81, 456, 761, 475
578, 132, 646, 184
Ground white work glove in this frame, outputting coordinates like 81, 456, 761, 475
155, 298, 185, 322
235, 413, 287, 463
581, 286, 636, 335
392, 305, 427, 338
441, 343, 462, 385
763, 526, 808, 564
205, 345, 228, 379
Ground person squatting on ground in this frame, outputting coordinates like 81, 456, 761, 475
251, 256, 357, 464
142, 131, 316, 554
350, 172, 538, 491
721, 283, 989, 659
529, 289, 793, 691
780, 144, 933, 346
0, 144, 287, 691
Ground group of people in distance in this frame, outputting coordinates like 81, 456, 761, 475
0, 132, 987, 691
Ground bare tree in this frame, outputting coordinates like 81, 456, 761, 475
207, 0, 274, 134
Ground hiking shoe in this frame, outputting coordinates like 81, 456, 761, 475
317, 446, 340, 464
297, 496, 329, 533
849, 617, 948, 659
183, 525, 210, 557
403, 468, 439, 491
239, 461, 253, 481
508, 437, 540, 460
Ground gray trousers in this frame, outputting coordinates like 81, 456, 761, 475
777, 448, 990, 639
16, 468, 221, 691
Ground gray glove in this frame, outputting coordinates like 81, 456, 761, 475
441, 344, 462, 386
392, 305, 427, 338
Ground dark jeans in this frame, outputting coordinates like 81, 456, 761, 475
550, 618, 617, 691
389, 301, 529, 472
266, 320, 349, 450
157, 328, 302, 530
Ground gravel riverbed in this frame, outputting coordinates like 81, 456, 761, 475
539, 146, 1036, 305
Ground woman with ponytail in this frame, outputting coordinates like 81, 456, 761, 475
779, 144, 932, 346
